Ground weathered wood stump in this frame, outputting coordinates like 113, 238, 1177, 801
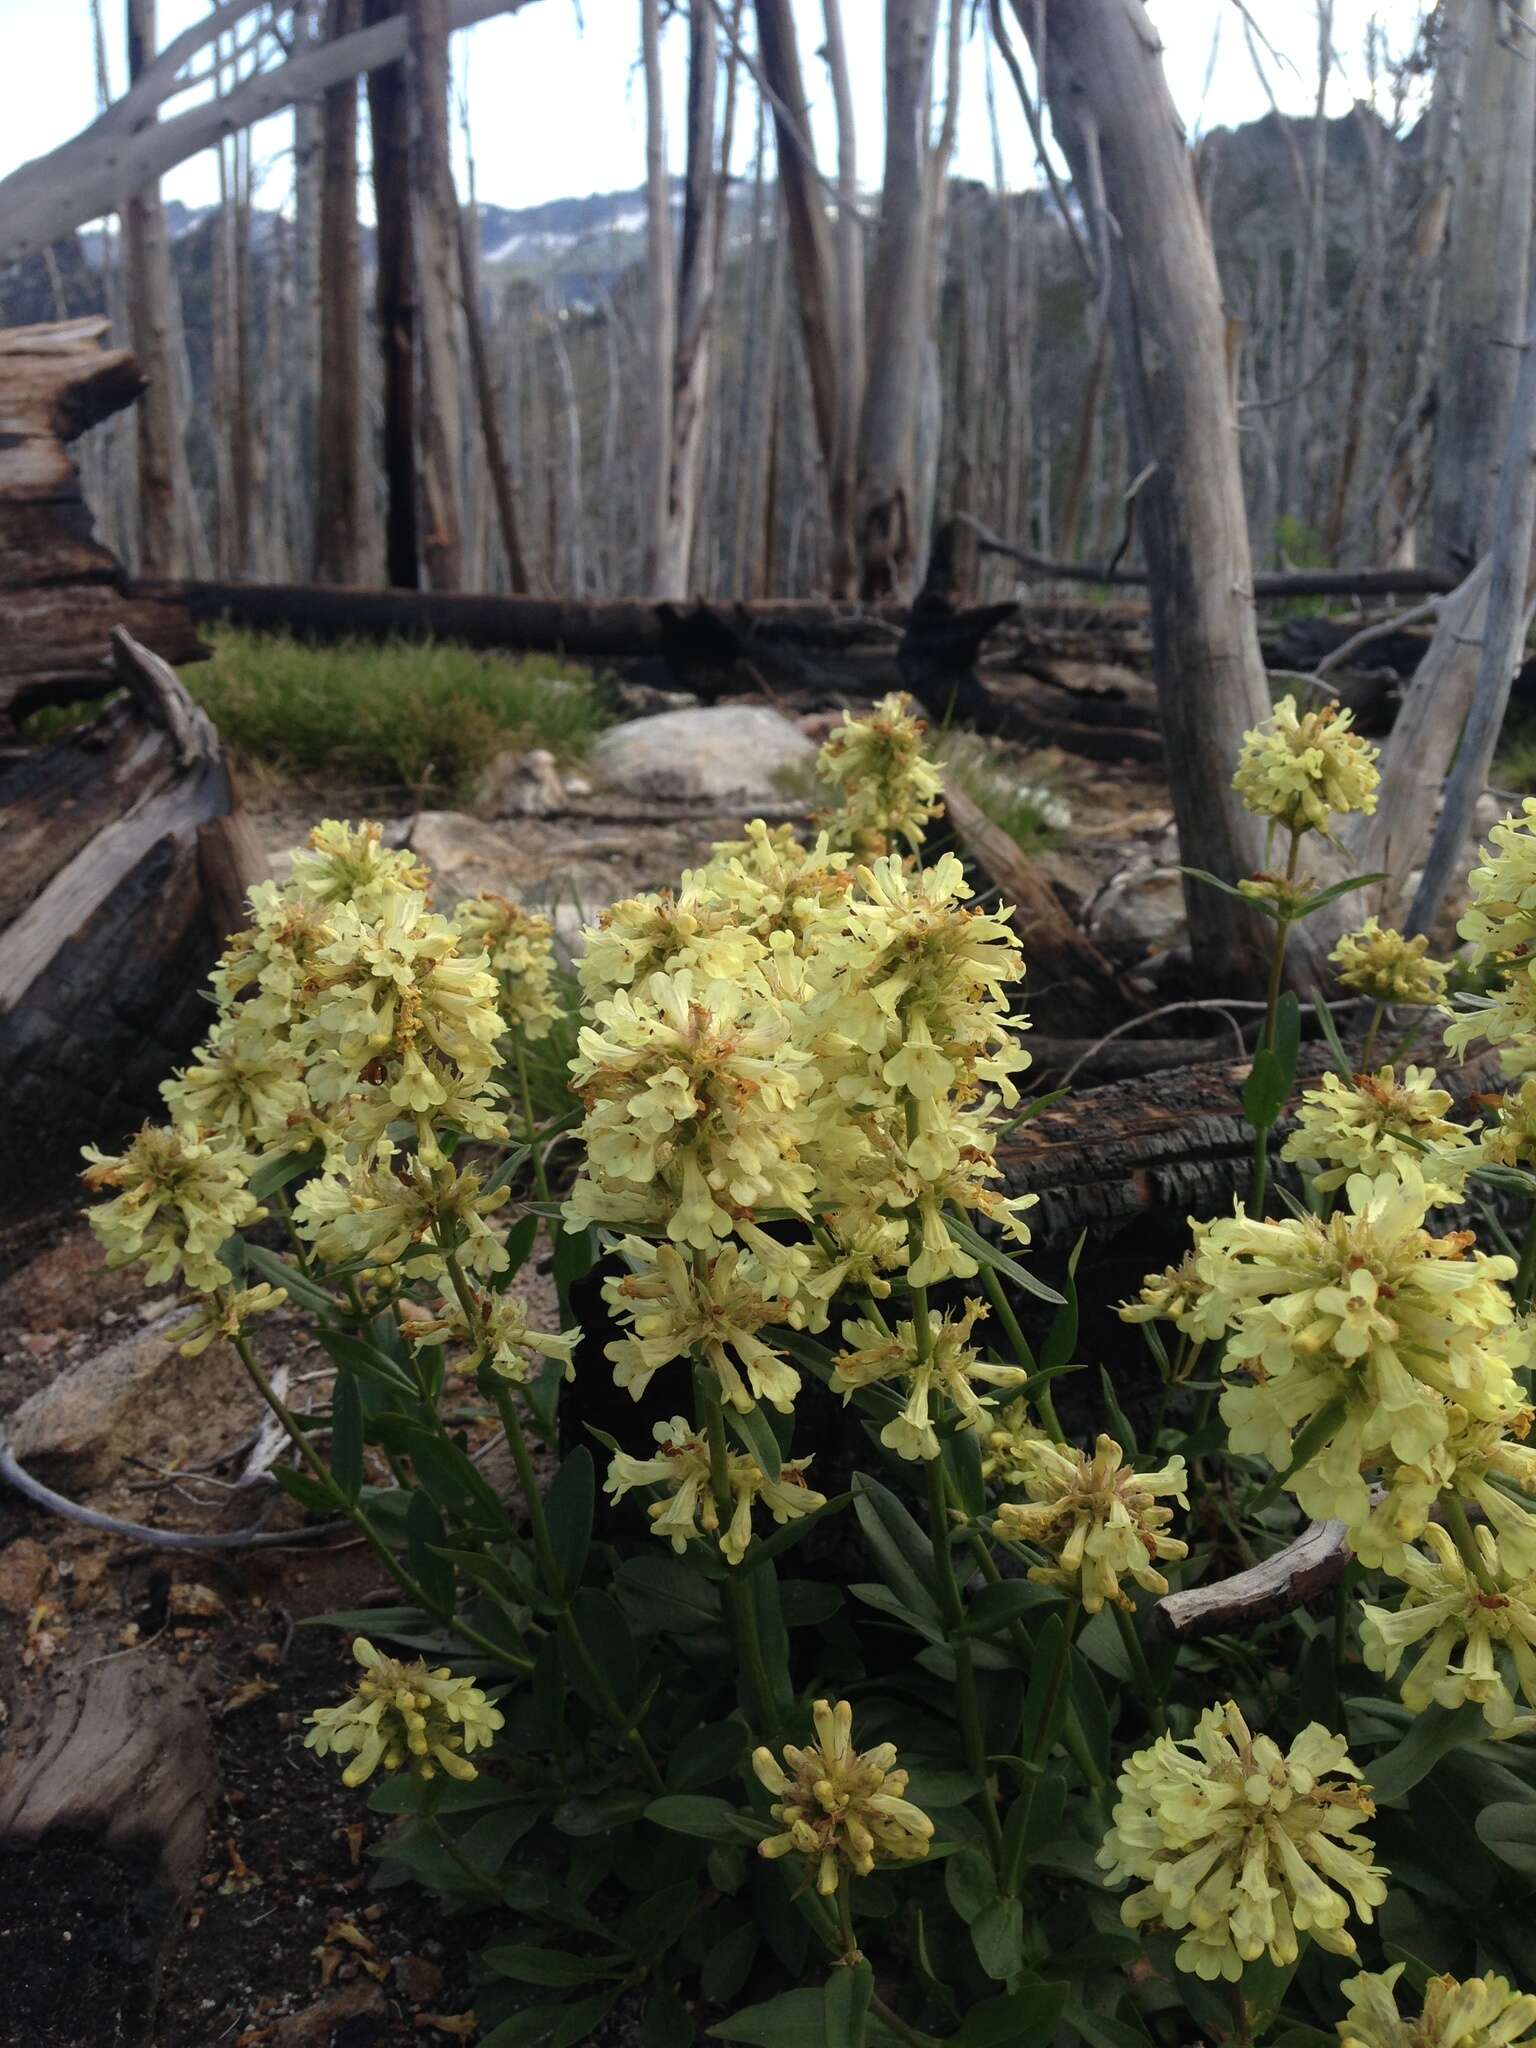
0, 316, 203, 723
0, 631, 267, 1213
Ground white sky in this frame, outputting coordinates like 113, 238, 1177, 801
0, 0, 1423, 220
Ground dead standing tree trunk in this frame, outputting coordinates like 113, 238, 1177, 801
407, 0, 464, 590
314, 0, 364, 584
856, 0, 942, 601
640, 0, 675, 592
1431, 0, 1536, 571
1017, 0, 1271, 990
366, 0, 420, 587
122, 0, 181, 579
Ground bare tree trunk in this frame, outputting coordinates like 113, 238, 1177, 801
314, 0, 363, 584
291, 0, 323, 573
1280, 2, 1331, 535
856, 0, 942, 600
456, 201, 531, 593
640, 0, 675, 592
122, 0, 180, 578
656, 0, 720, 599
405, 0, 462, 590
754, 0, 841, 556
366, 0, 419, 587
1058, 322, 1109, 562
1019, 0, 1271, 987
1431, 0, 1536, 570
821, 0, 863, 596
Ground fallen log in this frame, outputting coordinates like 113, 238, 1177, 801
1155, 1520, 1352, 1641
0, 317, 204, 720
0, 629, 268, 1211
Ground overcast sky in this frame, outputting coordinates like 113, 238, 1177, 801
0, 0, 1422, 219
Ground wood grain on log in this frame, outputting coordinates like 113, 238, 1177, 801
1155, 1520, 1352, 1640
0, 630, 268, 1211
0, 318, 203, 718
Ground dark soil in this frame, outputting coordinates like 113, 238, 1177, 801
0, 1839, 168, 2048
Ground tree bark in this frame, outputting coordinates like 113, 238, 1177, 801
1017, 0, 1271, 989
821, 0, 864, 597
406, 0, 463, 590
314, 0, 363, 584
856, 0, 942, 601
1431, 0, 1536, 571
640, 0, 676, 593
366, 0, 419, 587
122, 0, 180, 579
656, 0, 720, 599
456, 200, 531, 593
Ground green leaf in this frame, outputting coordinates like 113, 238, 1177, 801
944, 1845, 998, 1926
1182, 864, 1276, 914
955, 1984, 1069, 2047
736, 1491, 854, 1572
478, 2005, 567, 2048
482, 1944, 624, 1987
619, 1879, 700, 1960
645, 1795, 764, 1845
1369, 1703, 1487, 1804
1477, 1801, 1536, 1885
970, 1895, 1025, 1981
1274, 989, 1302, 1093
617, 1552, 724, 1633
330, 1374, 363, 1504
406, 1492, 455, 1612
553, 1222, 596, 1322
1247, 1395, 1348, 1514
1063, 2004, 1159, 2048
561, 1588, 637, 1714
849, 1582, 947, 1646
959, 1579, 1052, 1637
553, 1991, 622, 2048
1243, 1047, 1291, 1133
1018, 1612, 1071, 1761
317, 1327, 419, 1398
709, 1988, 830, 2045
779, 1580, 843, 1628
1039, 1237, 1084, 1376
727, 1401, 782, 1483
641, 1986, 697, 2048
271, 1463, 339, 1516
1098, 1367, 1138, 1458
825, 1962, 873, 2047
702, 1921, 760, 2005
853, 1478, 941, 1617
247, 1145, 322, 1200
946, 1426, 987, 1520
545, 1447, 595, 1599
499, 1210, 541, 1279
943, 1211, 1065, 1305
1296, 871, 1389, 918
1312, 992, 1355, 1081
244, 1242, 337, 1315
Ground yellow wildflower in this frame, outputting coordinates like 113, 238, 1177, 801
1281, 1065, 1480, 1205
601, 1238, 801, 1413
170, 1282, 287, 1357
1360, 1522, 1536, 1732
1232, 696, 1379, 839
82, 1122, 262, 1294
831, 1299, 1027, 1462
304, 1637, 503, 1786
604, 1416, 825, 1565
992, 1434, 1189, 1613
403, 1287, 577, 1384
1337, 1964, 1536, 2048
161, 1018, 309, 1154
980, 1396, 1051, 1486
1098, 1701, 1387, 1982
1331, 918, 1451, 1010
577, 885, 767, 1004
1481, 1077, 1536, 1170
295, 1155, 511, 1282
452, 893, 563, 1041
1457, 798, 1536, 960
285, 818, 429, 909
816, 692, 945, 852
752, 1699, 933, 1892
1348, 1406, 1536, 1575
1195, 1167, 1526, 1524
1118, 1236, 1210, 1335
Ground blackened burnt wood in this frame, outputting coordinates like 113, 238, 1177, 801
998, 1044, 1500, 1249
0, 317, 203, 719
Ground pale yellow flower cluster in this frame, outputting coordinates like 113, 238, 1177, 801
1447, 801, 1536, 1076
832, 1298, 1028, 1462
752, 1699, 934, 1892
171, 1282, 287, 1358
1338, 1964, 1536, 2048
1331, 918, 1451, 1010
1281, 1065, 1480, 1206
296, 1155, 512, 1283
604, 1416, 826, 1565
1361, 1522, 1536, 1733
82, 1123, 263, 1293
1098, 1701, 1387, 1982
403, 1284, 576, 1385
453, 892, 562, 1041
1189, 1167, 1527, 1531
304, 1637, 503, 1786
1232, 697, 1380, 840
992, 1434, 1189, 1613
601, 1237, 805, 1414
1481, 1076, 1536, 1170
815, 691, 945, 852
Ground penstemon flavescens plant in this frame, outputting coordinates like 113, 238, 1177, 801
80, 692, 1536, 2046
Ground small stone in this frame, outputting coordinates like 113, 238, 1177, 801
472, 746, 566, 820
0, 1537, 53, 1617
167, 1581, 227, 1623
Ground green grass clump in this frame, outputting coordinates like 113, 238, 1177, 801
184, 628, 609, 798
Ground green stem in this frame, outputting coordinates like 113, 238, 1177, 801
798, 1883, 938, 2047
1251, 828, 1302, 1215
513, 1033, 552, 1206
232, 1327, 525, 1670
271, 1187, 317, 1275
699, 1377, 784, 1742
925, 1455, 1005, 1870
1441, 1489, 1502, 1598
1515, 1205, 1536, 1316
835, 1870, 860, 1964
1359, 999, 1386, 1073
1001, 1599, 1079, 1897
976, 1261, 1063, 1444
1228, 1983, 1254, 2048
1112, 1604, 1166, 1734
